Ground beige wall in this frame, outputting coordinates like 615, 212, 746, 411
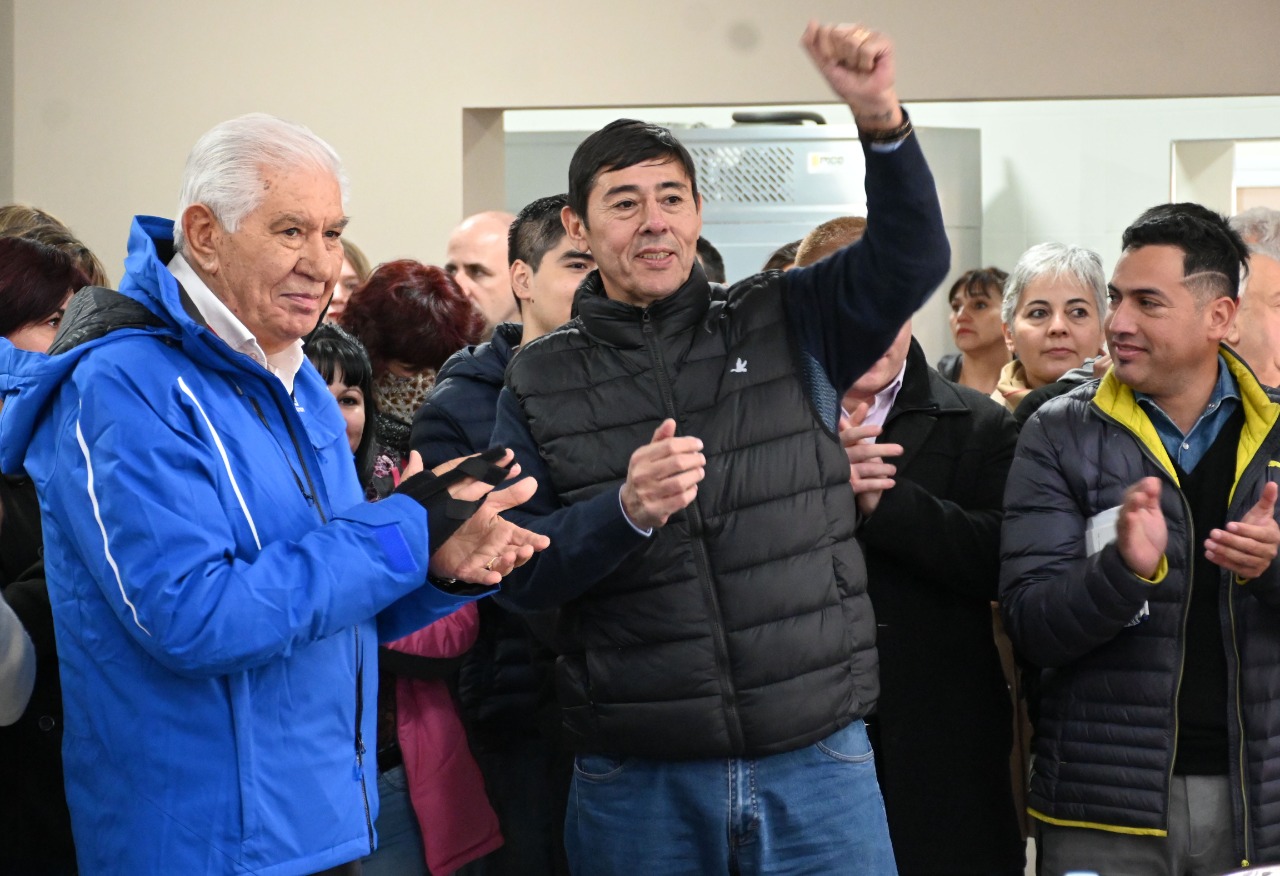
0, 0, 12, 204
9, 0, 1280, 281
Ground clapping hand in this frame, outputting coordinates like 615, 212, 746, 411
1206, 481, 1280, 580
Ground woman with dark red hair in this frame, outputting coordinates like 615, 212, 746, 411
340, 260, 484, 464
0, 234, 91, 876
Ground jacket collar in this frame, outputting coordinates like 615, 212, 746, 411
1092, 345, 1280, 492
885, 338, 971, 419
993, 359, 1031, 411
437, 321, 521, 388
119, 216, 297, 385
118, 216, 196, 330
875, 339, 975, 475
573, 262, 712, 349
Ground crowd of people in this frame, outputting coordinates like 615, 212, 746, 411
1, 17, 1280, 876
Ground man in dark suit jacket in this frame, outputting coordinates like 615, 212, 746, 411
842, 324, 1025, 875
801, 216, 1024, 875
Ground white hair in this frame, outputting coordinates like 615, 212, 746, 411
1001, 242, 1107, 326
173, 113, 349, 253
1229, 207, 1280, 297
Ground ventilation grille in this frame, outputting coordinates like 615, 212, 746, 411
690, 145, 796, 204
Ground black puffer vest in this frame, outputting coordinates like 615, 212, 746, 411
505, 265, 876, 760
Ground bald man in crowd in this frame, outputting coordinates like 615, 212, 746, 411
1228, 207, 1280, 388
446, 211, 519, 336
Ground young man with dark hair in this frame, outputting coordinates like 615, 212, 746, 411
409, 193, 592, 876
413, 195, 593, 462
509, 195, 595, 344
491, 22, 951, 875
1001, 202, 1280, 874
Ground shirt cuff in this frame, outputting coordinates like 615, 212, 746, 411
867, 139, 905, 154
618, 486, 654, 537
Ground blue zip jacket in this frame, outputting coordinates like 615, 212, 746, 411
0, 216, 479, 875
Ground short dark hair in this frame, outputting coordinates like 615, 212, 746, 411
0, 236, 90, 340
304, 322, 378, 488
1121, 203, 1250, 300
947, 266, 1008, 304
567, 119, 699, 229
0, 203, 109, 286
509, 194, 570, 271
696, 237, 725, 283
763, 240, 801, 272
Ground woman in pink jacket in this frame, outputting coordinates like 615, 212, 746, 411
306, 324, 501, 875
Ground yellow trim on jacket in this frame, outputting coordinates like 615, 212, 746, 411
1075, 346, 1280, 838
1092, 369, 1179, 486
1090, 346, 1280, 504
1137, 554, 1169, 585
1225, 348, 1280, 505
1028, 808, 1168, 837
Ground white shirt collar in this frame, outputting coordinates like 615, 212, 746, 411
167, 252, 306, 394
843, 359, 908, 430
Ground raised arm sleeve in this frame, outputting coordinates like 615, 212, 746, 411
786, 132, 951, 396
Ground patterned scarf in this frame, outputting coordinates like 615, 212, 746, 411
373, 369, 436, 456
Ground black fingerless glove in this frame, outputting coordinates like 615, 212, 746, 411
394, 447, 514, 554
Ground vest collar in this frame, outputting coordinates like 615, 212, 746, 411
573, 262, 712, 349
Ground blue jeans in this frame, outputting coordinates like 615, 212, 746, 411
362, 765, 427, 876
565, 719, 897, 876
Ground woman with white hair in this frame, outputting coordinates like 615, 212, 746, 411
992, 242, 1107, 413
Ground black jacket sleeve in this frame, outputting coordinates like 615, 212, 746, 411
858, 400, 1016, 601
998, 411, 1160, 668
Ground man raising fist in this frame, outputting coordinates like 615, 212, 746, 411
491, 20, 949, 876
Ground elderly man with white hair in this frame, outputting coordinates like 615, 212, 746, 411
1228, 207, 1280, 388
0, 113, 548, 876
